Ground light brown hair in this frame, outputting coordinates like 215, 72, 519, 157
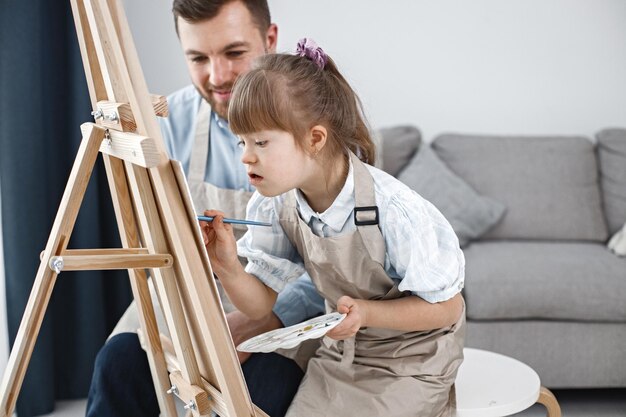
228, 53, 376, 165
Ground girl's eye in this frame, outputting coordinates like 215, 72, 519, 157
255, 141, 268, 147
237, 140, 245, 148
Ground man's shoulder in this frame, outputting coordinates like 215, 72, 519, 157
166, 85, 203, 111
159, 85, 204, 150
161, 85, 204, 134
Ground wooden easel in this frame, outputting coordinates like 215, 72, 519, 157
0, 0, 267, 416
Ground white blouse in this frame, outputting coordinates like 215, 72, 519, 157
237, 159, 465, 303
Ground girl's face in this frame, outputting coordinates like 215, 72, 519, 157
239, 130, 316, 197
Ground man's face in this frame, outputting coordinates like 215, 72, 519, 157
177, 2, 277, 120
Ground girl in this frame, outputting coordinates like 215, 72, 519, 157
203, 38, 466, 417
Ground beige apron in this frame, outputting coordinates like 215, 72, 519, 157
282, 154, 466, 417
110, 101, 251, 337
187, 101, 252, 242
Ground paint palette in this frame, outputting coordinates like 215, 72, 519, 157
237, 312, 347, 353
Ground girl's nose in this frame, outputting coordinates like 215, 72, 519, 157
241, 146, 256, 165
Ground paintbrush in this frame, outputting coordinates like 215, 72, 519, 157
197, 215, 271, 227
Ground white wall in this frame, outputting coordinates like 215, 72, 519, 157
125, 0, 626, 142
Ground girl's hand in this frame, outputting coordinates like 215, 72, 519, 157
326, 295, 368, 340
200, 209, 240, 278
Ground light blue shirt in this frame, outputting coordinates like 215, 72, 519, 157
159, 85, 324, 326
159, 85, 253, 191
239, 158, 465, 303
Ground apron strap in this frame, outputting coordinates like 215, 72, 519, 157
284, 154, 386, 266
188, 99, 211, 182
340, 336, 356, 368
350, 152, 377, 213
350, 153, 386, 266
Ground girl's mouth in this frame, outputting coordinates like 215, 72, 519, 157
248, 173, 264, 185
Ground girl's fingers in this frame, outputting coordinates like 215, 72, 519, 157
326, 295, 364, 340
212, 215, 234, 239
201, 210, 234, 238
200, 209, 225, 228
201, 226, 209, 245
336, 295, 355, 313
203, 209, 225, 218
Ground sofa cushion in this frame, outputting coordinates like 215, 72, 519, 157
377, 125, 421, 177
596, 128, 626, 235
397, 145, 506, 247
608, 223, 626, 256
463, 241, 626, 322
432, 134, 608, 241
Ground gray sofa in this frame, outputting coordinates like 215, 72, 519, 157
377, 126, 626, 388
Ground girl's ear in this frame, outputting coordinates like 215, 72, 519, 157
309, 125, 328, 156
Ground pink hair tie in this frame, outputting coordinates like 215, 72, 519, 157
296, 38, 327, 70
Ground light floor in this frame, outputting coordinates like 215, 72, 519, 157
37, 389, 626, 417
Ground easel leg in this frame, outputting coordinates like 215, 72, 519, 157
0, 124, 105, 417
537, 386, 562, 417
103, 155, 177, 417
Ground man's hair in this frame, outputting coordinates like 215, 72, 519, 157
172, 0, 271, 36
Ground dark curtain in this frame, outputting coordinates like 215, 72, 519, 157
1, 2, 133, 416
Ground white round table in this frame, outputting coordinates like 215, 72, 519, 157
455, 348, 561, 417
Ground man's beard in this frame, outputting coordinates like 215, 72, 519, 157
196, 83, 232, 120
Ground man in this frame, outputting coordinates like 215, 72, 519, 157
86, 1, 325, 416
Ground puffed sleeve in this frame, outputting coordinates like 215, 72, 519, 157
383, 189, 465, 303
237, 192, 306, 293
